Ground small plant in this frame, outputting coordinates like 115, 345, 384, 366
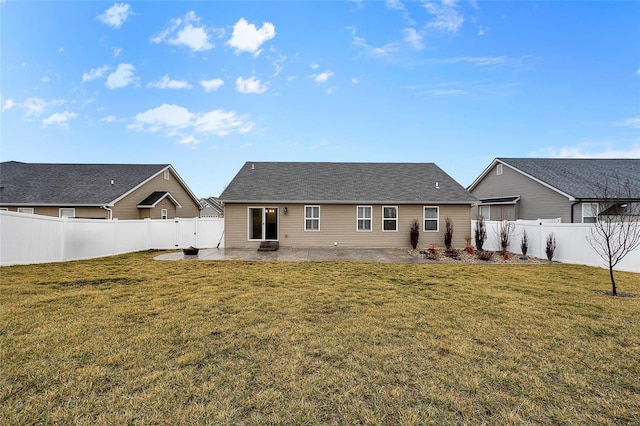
426, 244, 439, 260
444, 217, 453, 250
546, 233, 556, 262
520, 230, 529, 258
498, 220, 514, 255
474, 215, 487, 251
445, 248, 461, 259
410, 220, 420, 249
476, 250, 494, 261
464, 235, 474, 254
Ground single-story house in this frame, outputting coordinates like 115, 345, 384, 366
219, 162, 478, 249
468, 158, 640, 223
0, 161, 201, 219
200, 196, 224, 218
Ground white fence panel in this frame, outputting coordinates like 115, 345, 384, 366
474, 220, 640, 273
0, 211, 224, 266
0, 212, 64, 265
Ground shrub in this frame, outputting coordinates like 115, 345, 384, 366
410, 220, 420, 249
476, 250, 493, 261
445, 248, 461, 259
444, 217, 453, 250
426, 244, 439, 260
498, 220, 514, 255
520, 230, 529, 257
474, 216, 487, 251
546, 233, 556, 262
464, 235, 474, 254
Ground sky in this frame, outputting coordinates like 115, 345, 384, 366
1, 1, 639, 198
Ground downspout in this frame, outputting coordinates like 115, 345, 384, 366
570, 199, 581, 223
101, 206, 113, 220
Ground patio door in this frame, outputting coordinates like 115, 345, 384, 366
248, 207, 278, 241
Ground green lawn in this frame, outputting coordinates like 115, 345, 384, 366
1, 251, 639, 425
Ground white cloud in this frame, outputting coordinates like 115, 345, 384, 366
310, 62, 320, 70
147, 75, 192, 90
403, 28, 423, 49
533, 142, 640, 159
106, 63, 136, 89
386, 0, 405, 10
130, 104, 255, 139
424, 1, 464, 33
236, 76, 268, 94
352, 77, 360, 84
100, 115, 117, 123
2, 98, 15, 111
131, 104, 194, 132
352, 35, 400, 58
82, 65, 111, 83
22, 97, 48, 116
478, 25, 489, 36
636, 67, 640, 76
113, 47, 122, 57
97, 3, 132, 29
314, 70, 334, 84
615, 117, 640, 129
42, 111, 77, 127
178, 135, 200, 146
151, 11, 214, 52
227, 18, 275, 54
200, 78, 224, 92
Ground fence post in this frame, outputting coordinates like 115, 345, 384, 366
61, 216, 67, 261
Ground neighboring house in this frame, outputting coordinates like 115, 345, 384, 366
468, 158, 640, 223
0, 161, 201, 219
200, 196, 224, 218
219, 162, 477, 249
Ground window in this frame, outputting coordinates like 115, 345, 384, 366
582, 203, 598, 223
382, 206, 398, 232
59, 208, 75, 218
17, 208, 34, 214
161, 209, 168, 219
305, 205, 320, 231
423, 206, 439, 232
163, 169, 170, 180
357, 206, 372, 231
248, 207, 278, 241
478, 205, 490, 220
496, 164, 503, 175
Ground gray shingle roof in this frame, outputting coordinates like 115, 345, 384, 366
499, 158, 640, 199
0, 161, 170, 205
220, 162, 477, 204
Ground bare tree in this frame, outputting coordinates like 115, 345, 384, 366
586, 177, 640, 296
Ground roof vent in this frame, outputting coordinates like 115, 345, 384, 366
251, 163, 255, 170
110, 179, 114, 186
435, 182, 440, 189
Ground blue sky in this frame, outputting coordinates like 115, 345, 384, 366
1, 1, 639, 198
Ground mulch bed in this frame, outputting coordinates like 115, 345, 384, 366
409, 248, 547, 264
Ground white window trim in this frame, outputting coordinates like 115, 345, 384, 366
304, 205, 321, 231
17, 208, 34, 214
59, 208, 76, 218
357, 205, 373, 232
478, 205, 490, 220
496, 164, 503, 175
582, 203, 598, 223
423, 206, 439, 232
382, 205, 398, 232
161, 208, 168, 219
163, 169, 170, 180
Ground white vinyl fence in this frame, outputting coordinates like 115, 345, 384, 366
474, 220, 640, 273
0, 211, 224, 266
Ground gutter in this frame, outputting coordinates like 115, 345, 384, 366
101, 206, 113, 220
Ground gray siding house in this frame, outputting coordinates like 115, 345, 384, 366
219, 162, 477, 249
468, 158, 640, 223
0, 161, 202, 219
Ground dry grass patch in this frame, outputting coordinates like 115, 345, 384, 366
1, 251, 639, 425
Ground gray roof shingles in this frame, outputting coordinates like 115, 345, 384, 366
220, 162, 477, 204
499, 158, 640, 199
0, 161, 169, 205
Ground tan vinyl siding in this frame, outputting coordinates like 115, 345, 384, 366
224, 203, 471, 249
2, 206, 109, 219
471, 163, 573, 222
111, 169, 200, 219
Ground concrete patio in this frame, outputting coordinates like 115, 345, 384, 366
154, 247, 425, 263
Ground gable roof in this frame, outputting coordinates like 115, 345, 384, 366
0, 161, 199, 207
220, 162, 477, 204
137, 191, 181, 208
468, 158, 640, 200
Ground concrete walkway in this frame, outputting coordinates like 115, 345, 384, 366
154, 247, 424, 263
